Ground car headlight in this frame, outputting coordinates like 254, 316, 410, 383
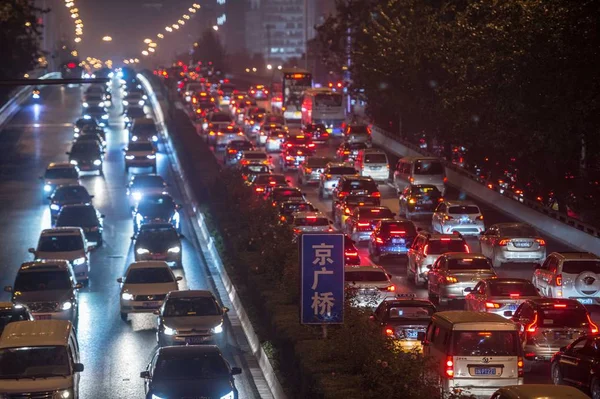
82, 102, 89, 108
146, 154, 156, 159
220, 390, 234, 399
61, 302, 72, 311
74, 127, 80, 133
53, 388, 72, 398
131, 136, 138, 141
121, 292, 134, 300
99, 102, 105, 107
124, 116, 130, 122
44, 184, 52, 192
125, 155, 135, 160
167, 246, 180, 254
83, 115, 91, 119
138, 100, 145, 106
151, 395, 166, 399
70, 160, 78, 165
152, 135, 158, 142
163, 326, 176, 336
93, 159, 102, 166
132, 192, 142, 201
101, 114, 109, 120
50, 203, 60, 211
72, 257, 86, 266
136, 248, 149, 255
73, 132, 80, 138
211, 323, 223, 334
172, 211, 180, 223
142, 95, 148, 100
122, 100, 129, 106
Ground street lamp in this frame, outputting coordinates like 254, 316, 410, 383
74, 37, 81, 43
144, 38, 152, 44
148, 42, 157, 48
142, 50, 149, 56
252, 67, 257, 72
277, 65, 283, 70
157, 33, 164, 39
102, 36, 112, 42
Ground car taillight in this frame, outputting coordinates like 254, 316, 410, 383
286, 156, 294, 161
408, 198, 417, 204
509, 293, 520, 298
485, 302, 500, 309
555, 274, 562, 286
445, 356, 454, 378
536, 238, 546, 246
444, 215, 453, 220
498, 239, 510, 246
305, 167, 312, 173
227, 149, 236, 154
476, 215, 484, 220
375, 237, 384, 244
344, 207, 351, 215
372, 192, 381, 198
517, 357, 524, 377
438, 197, 444, 202
423, 244, 428, 256
339, 191, 349, 197
588, 314, 599, 334
464, 244, 470, 253
443, 177, 448, 183
308, 143, 315, 148
287, 143, 293, 147
385, 327, 395, 336
255, 187, 264, 192
387, 285, 396, 292
446, 276, 458, 283
345, 250, 358, 257
409, 177, 415, 183
526, 313, 538, 333
357, 222, 370, 227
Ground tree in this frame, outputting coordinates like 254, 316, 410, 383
191, 29, 227, 73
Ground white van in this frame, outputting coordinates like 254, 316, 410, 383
393, 156, 446, 195
421, 311, 523, 398
354, 149, 389, 182
0, 320, 83, 397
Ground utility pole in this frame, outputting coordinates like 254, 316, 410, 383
304, 0, 309, 69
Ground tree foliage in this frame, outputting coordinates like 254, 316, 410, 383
191, 28, 227, 73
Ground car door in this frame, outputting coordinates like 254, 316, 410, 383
145, 351, 159, 394
429, 257, 445, 294
558, 337, 590, 384
533, 256, 552, 293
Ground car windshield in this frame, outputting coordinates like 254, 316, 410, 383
126, 108, 146, 118
71, 142, 100, 154
328, 167, 356, 175
52, 186, 90, 202
198, 102, 214, 109
138, 196, 175, 214
14, 271, 71, 291
389, 305, 435, 319
448, 205, 481, 215
131, 175, 164, 189
364, 154, 388, 164
294, 217, 329, 226
45, 168, 78, 180
211, 113, 231, 122
346, 180, 378, 191
348, 125, 369, 134
154, 352, 230, 380
498, 225, 539, 237
127, 142, 154, 151
75, 119, 97, 128
38, 235, 84, 252
412, 185, 441, 195
381, 222, 417, 236
539, 306, 590, 328
0, 346, 70, 379
446, 258, 491, 270
561, 260, 600, 274
244, 153, 267, 160
488, 281, 539, 297
273, 189, 302, 199
243, 165, 269, 174
138, 227, 178, 242
126, 267, 173, 284
220, 127, 242, 134
345, 270, 388, 282
452, 331, 519, 356
414, 160, 444, 175
0, 310, 30, 333
357, 208, 394, 219
56, 207, 97, 227
132, 123, 155, 134
164, 297, 221, 317
427, 239, 467, 254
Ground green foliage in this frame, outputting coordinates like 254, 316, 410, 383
192, 28, 227, 73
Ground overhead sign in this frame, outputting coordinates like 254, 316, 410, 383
300, 234, 345, 324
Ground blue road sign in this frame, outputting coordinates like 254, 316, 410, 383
300, 233, 345, 325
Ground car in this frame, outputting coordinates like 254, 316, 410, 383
290, 211, 334, 234
256, 122, 284, 145
132, 193, 181, 235
336, 141, 368, 162
48, 184, 93, 220
533, 252, 600, 305
368, 219, 418, 261
331, 175, 380, 206
73, 116, 99, 134
491, 384, 592, 399
74, 124, 106, 141
394, 156, 447, 196
183, 82, 204, 102
83, 105, 109, 127
118, 261, 182, 321
29, 227, 90, 282
280, 147, 309, 171
332, 194, 380, 227
248, 173, 288, 195
129, 117, 159, 143
268, 186, 305, 207
370, 295, 436, 352
245, 107, 268, 136
4, 260, 81, 323
343, 234, 361, 265
297, 156, 332, 186
464, 278, 541, 317
126, 174, 168, 203
398, 184, 443, 220
407, 232, 470, 287
551, 338, 600, 398
238, 150, 271, 169
140, 345, 242, 399
55, 204, 104, 246
354, 149, 388, 181
508, 298, 598, 367
40, 162, 80, 197
318, 162, 358, 199
0, 303, 33, 335
249, 84, 269, 99
240, 163, 270, 181
427, 253, 498, 305
123, 140, 157, 173
134, 223, 182, 267
122, 91, 146, 111
344, 265, 396, 308
278, 200, 316, 222
282, 133, 316, 154
344, 206, 395, 242
74, 130, 106, 150
67, 140, 104, 175
480, 223, 547, 268
431, 200, 485, 236
224, 139, 254, 165
264, 129, 287, 153
215, 125, 245, 150
156, 290, 229, 346
82, 91, 106, 108
205, 112, 234, 144
303, 123, 329, 142
343, 123, 371, 137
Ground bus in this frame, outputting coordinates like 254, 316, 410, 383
301, 88, 345, 134
282, 68, 312, 124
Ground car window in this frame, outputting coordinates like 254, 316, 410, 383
488, 281, 538, 296
57, 207, 98, 226
163, 297, 221, 317
0, 310, 30, 334
446, 258, 491, 270
294, 217, 329, 226
45, 168, 78, 179
364, 154, 387, 164
561, 260, 600, 274
426, 239, 466, 254
452, 331, 519, 356
211, 114, 232, 122
244, 153, 268, 160
357, 208, 394, 219
539, 307, 590, 328
14, 271, 72, 291
413, 160, 444, 175
38, 235, 84, 252
328, 167, 356, 175
0, 346, 70, 379
52, 186, 90, 201
131, 175, 164, 188
127, 142, 154, 151
448, 205, 480, 214
412, 185, 440, 195
498, 225, 539, 237
380, 222, 417, 236
154, 352, 230, 380
306, 158, 330, 168
126, 268, 174, 284
388, 306, 435, 319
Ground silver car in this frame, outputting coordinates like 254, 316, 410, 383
318, 162, 358, 199
298, 156, 332, 185
464, 278, 541, 318
432, 200, 485, 236
345, 266, 396, 308
290, 211, 334, 234
479, 223, 546, 267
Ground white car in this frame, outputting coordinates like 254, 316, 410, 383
464, 278, 541, 318
290, 211, 334, 234
40, 162, 80, 198
431, 200, 485, 236
123, 141, 157, 173
344, 265, 396, 308
126, 174, 168, 203
118, 261, 182, 321
29, 227, 90, 283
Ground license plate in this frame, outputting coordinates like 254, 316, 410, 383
186, 336, 208, 344
474, 367, 496, 375
143, 301, 160, 307
578, 298, 594, 305
36, 314, 51, 320
392, 238, 405, 245
421, 200, 433, 205
296, 157, 305, 162
406, 330, 418, 339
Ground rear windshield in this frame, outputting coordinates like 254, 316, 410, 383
452, 331, 519, 356
243, 165, 269, 174
244, 153, 268, 160
345, 271, 387, 282
448, 205, 481, 215
488, 281, 539, 297
229, 141, 253, 150
427, 239, 467, 254
57, 207, 98, 226
389, 305, 435, 320
562, 260, 600, 274
288, 136, 310, 144
273, 189, 302, 200
358, 208, 394, 219
282, 202, 314, 213
38, 235, 84, 252
328, 167, 356, 175
14, 271, 71, 291
414, 160, 444, 175
294, 217, 329, 226
498, 225, 539, 237
447, 258, 491, 270
348, 125, 369, 134
344, 180, 377, 191
539, 307, 589, 328
52, 186, 90, 201
132, 175, 164, 188
253, 175, 286, 184
380, 222, 417, 236
413, 185, 440, 195
45, 168, 78, 180
126, 268, 173, 284
345, 197, 379, 206
211, 113, 231, 122
364, 154, 388, 164
306, 157, 330, 168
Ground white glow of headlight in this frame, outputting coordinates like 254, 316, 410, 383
146, 154, 156, 159
93, 159, 102, 166
212, 323, 224, 334
132, 192, 142, 201
163, 326, 176, 336
108, 72, 114, 78
185, 96, 191, 102
124, 116, 130, 122
43, 184, 52, 192
151, 394, 166, 399
58, 389, 71, 398
82, 102, 89, 108
73, 132, 80, 138
33, 93, 40, 99
72, 257, 86, 266
138, 100, 145, 106
99, 102, 105, 107
105, 101, 112, 107
83, 115, 91, 119
152, 135, 158, 142
125, 155, 135, 160
142, 95, 148, 100
50, 203, 60, 211
136, 248, 149, 255
61, 302, 72, 311
167, 247, 180, 254
74, 127, 80, 133
101, 114, 109, 120
220, 391, 234, 399
122, 100, 129, 105
121, 292, 134, 300
70, 160, 78, 165
131, 136, 138, 141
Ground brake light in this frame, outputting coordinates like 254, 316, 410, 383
526, 313, 538, 333
409, 177, 414, 183
446, 276, 458, 283
286, 156, 295, 161
375, 237, 384, 244
444, 215, 453, 220
345, 250, 358, 257
227, 149, 237, 154
509, 293, 520, 298
553, 303, 567, 308
445, 356, 454, 378
443, 177, 448, 183
408, 198, 417, 204
387, 285, 396, 292
390, 230, 405, 235
588, 314, 599, 334
306, 216, 317, 220
343, 150, 350, 155
438, 197, 444, 202
255, 187, 264, 192
440, 238, 451, 241
536, 238, 546, 246
287, 143, 293, 147
209, 131, 216, 136
269, 181, 277, 185
485, 302, 500, 309
385, 327, 395, 336
476, 215, 484, 220
423, 244, 428, 255
308, 143, 315, 148
517, 357, 524, 377
498, 239, 510, 246
339, 191, 349, 197
464, 244, 470, 253
344, 207, 351, 215
372, 192, 381, 198
357, 222, 370, 227
555, 274, 562, 286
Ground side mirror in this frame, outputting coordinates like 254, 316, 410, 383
116, 277, 123, 283
223, 306, 230, 313
73, 363, 84, 373
417, 332, 426, 342
28, 248, 35, 254
231, 367, 242, 375
4, 286, 12, 293
75, 283, 83, 290
176, 276, 183, 281
463, 287, 472, 293
140, 370, 150, 379
503, 311, 513, 317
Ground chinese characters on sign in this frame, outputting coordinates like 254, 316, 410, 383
300, 234, 344, 324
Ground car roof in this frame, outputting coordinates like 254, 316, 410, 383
341, 175, 374, 181
441, 252, 487, 260
0, 320, 73, 349
293, 211, 326, 218
47, 162, 75, 169
139, 223, 176, 231
242, 151, 267, 156
381, 299, 435, 308
552, 252, 600, 261
420, 232, 465, 240
40, 227, 84, 236
495, 384, 591, 398
19, 260, 71, 272
167, 290, 215, 299
434, 310, 513, 325
127, 260, 170, 269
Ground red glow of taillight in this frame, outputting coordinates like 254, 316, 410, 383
287, 143, 292, 147
588, 314, 598, 334
308, 143, 315, 148
464, 244, 470, 253
517, 357, 524, 377
387, 285, 396, 292
385, 327, 395, 336
345, 251, 358, 257
390, 230, 405, 235
485, 302, 500, 309
536, 238, 546, 246
255, 187, 264, 192
526, 313, 538, 333
269, 181, 277, 185
357, 222, 370, 227
344, 208, 351, 215
375, 237, 384, 244
443, 177, 448, 183
498, 239, 510, 246
445, 356, 454, 378
555, 275, 562, 286
509, 293, 520, 298
339, 191, 349, 197
423, 244, 428, 256
372, 192, 381, 198
553, 303, 567, 308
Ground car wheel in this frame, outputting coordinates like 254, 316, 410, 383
591, 377, 600, 399
120, 312, 128, 322
551, 362, 563, 385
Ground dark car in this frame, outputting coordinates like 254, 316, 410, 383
551, 334, 600, 397
83, 105, 109, 127
248, 173, 288, 195
75, 124, 106, 142
240, 164, 270, 181
344, 206, 395, 242
303, 123, 329, 142
398, 184, 443, 220
141, 346, 242, 399
225, 140, 254, 165
0, 303, 33, 335
371, 296, 436, 351
132, 194, 180, 234
74, 131, 106, 149
268, 187, 305, 207
48, 184, 94, 220
67, 141, 104, 175
297, 156, 332, 186
124, 107, 147, 128
368, 219, 418, 261
278, 200, 317, 223
55, 204, 104, 245
134, 223, 182, 267
344, 234, 361, 265
332, 175, 380, 205
282, 134, 315, 154
73, 117, 99, 134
